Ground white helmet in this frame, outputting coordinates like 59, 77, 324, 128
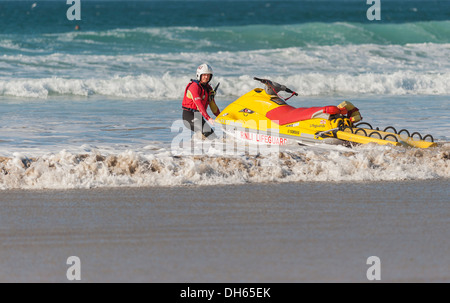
196, 63, 213, 82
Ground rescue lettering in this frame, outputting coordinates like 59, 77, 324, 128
240, 131, 287, 145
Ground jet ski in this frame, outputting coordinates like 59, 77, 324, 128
215, 77, 437, 148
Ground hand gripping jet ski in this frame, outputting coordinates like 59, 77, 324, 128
214, 77, 437, 148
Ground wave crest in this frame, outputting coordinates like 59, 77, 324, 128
1, 71, 449, 99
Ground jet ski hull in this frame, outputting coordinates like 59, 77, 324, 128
215, 87, 437, 149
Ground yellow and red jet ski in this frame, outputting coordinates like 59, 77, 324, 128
215, 77, 437, 148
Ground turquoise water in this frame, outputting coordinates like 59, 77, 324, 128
1, 1, 449, 55
0, 0, 449, 189
1, 1, 449, 34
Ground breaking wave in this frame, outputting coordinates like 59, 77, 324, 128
0, 72, 449, 99
1, 144, 449, 190
1, 42, 449, 99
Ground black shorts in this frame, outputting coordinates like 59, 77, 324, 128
182, 110, 215, 138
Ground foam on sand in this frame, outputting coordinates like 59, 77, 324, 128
1, 144, 449, 190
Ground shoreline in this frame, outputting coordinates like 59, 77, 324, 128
1, 176, 449, 192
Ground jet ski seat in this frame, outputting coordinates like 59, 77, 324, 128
266, 105, 345, 125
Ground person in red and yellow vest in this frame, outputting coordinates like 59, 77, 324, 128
182, 63, 220, 138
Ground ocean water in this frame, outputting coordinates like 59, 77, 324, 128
0, 0, 449, 190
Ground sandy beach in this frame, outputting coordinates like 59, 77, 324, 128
1, 180, 449, 283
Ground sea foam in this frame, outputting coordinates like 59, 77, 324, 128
1, 144, 449, 190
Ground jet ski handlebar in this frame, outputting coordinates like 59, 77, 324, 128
253, 77, 298, 96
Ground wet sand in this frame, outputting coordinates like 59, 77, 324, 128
0, 180, 449, 283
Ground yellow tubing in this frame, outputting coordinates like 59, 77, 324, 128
339, 128, 437, 148
336, 131, 403, 147
399, 137, 437, 148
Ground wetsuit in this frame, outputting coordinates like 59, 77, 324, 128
182, 80, 220, 138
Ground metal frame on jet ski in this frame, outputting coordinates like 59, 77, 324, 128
215, 78, 437, 149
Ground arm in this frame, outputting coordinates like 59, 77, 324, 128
208, 84, 221, 117
209, 98, 220, 117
